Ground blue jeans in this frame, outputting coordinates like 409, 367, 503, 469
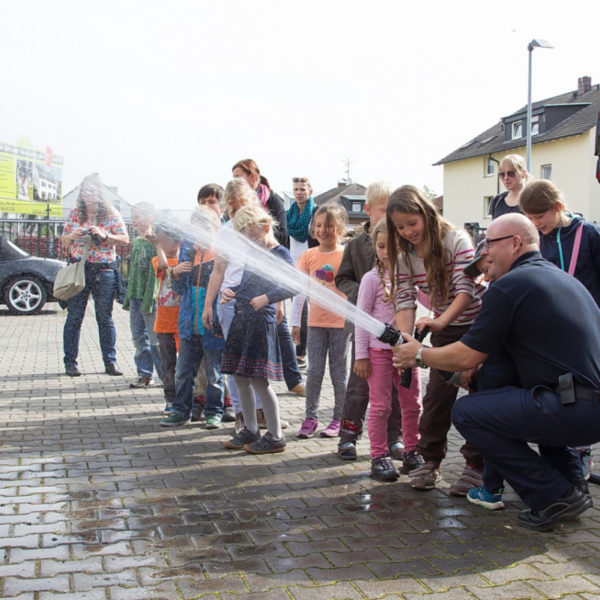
277, 313, 302, 390
172, 334, 224, 419
63, 265, 117, 368
129, 298, 162, 380
218, 299, 244, 413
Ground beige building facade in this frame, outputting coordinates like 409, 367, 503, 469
437, 77, 600, 231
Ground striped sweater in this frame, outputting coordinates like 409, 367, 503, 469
393, 229, 485, 326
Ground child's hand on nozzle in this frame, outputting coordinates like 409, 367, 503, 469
250, 294, 269, 312
220, 288, 236, 304
415, 316, 444, 333
291, 326, 301, 345
353, 358, 371, 380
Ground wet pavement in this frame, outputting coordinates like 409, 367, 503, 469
1, 304, 600, 599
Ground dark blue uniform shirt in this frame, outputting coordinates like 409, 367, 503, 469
461, 251, 600, 390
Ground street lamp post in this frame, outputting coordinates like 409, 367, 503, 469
526, 38, 553, 172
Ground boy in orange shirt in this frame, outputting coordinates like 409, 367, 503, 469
152, 225, 182, 413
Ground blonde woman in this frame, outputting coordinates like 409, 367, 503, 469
491, 154, 533, 219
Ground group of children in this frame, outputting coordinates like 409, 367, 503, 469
120, 166, 599, 500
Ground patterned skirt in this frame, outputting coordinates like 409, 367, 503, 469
221, 307, 283, 380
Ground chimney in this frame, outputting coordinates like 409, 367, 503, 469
578, 76, 592, 95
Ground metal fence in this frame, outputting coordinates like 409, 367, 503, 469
0, 219, 133, 276
464, 222, 487, 244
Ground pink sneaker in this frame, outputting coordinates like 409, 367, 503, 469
320, 418, 341, 438
297, 418, 319, 439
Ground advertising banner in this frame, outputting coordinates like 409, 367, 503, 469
0, 143, 63, 216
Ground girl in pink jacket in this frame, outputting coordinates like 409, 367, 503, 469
354, 219, 422, 482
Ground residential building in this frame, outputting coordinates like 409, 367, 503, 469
314, 180, 367, 231
435, 76, 600, 228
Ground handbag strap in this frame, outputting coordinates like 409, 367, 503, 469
568, 223, 584, 276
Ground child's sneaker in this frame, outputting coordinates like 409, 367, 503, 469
320, 418, 341, 438
449, 464, 484, 496
389, 441, 405, 461
205, 414, 222, 429
244, 432, 286, 454
223, 427, 260, 449
410, 461, 441, 490
297, 418, 318, 439
222, 406, 236, 423
159, 412, 190, 427
400, 450, 425, 474
130, 376, 154, 388
338, 441, 357, 461
467, 486, 505, 510
371, 456, 399, 482
163, 402, 174, 414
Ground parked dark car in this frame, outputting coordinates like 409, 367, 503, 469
0, 236, 65, 314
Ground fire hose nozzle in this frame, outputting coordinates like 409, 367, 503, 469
377, 323, 403, 346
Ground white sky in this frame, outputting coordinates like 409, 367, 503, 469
3, 0, 599, 209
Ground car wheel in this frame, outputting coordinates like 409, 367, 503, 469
5, 276, 47, 315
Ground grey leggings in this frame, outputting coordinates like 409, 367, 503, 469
233, 375, 283, 440
305, 326, 350, 420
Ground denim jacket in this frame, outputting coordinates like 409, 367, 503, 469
174, 240, 224, 349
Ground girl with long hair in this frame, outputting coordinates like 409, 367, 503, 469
388, 185, 485, 494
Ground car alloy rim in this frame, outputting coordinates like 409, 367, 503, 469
9, 280, 43, 312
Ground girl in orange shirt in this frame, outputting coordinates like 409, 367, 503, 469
291, 202, 350, 439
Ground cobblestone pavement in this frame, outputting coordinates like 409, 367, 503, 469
1, 303, 600, 600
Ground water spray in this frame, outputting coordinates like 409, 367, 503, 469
154, 209, 418, 386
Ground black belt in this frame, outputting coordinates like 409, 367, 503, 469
555, 373, 600, 405
574, 385, 600, 403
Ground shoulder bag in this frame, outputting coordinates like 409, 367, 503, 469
53, 238, 92, 301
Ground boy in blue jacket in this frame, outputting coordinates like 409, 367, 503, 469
159, 207, 225, 428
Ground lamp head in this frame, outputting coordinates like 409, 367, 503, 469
528, 38, 554, 51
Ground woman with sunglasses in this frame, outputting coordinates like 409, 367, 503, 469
491, 154, 533, 220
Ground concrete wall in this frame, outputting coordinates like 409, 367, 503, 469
443, 129, 600, 228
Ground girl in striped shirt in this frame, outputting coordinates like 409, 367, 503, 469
387, 185, 486, 495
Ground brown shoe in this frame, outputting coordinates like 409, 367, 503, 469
257, 408, 289, 429
410, 461, 441, 490
256, 408, 267, 429
448, 465, 484, 497
289, 383, 306, 396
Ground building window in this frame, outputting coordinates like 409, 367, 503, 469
512, 120, 523, 139
351, 201, 363, 213
485, 157, 495, 177
531, 115, 539, 135
541, 164, 552, 179
484, 196, 494, 218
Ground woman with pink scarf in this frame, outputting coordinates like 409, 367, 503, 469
230, 159, 304, 398
232, 159, 289, 248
